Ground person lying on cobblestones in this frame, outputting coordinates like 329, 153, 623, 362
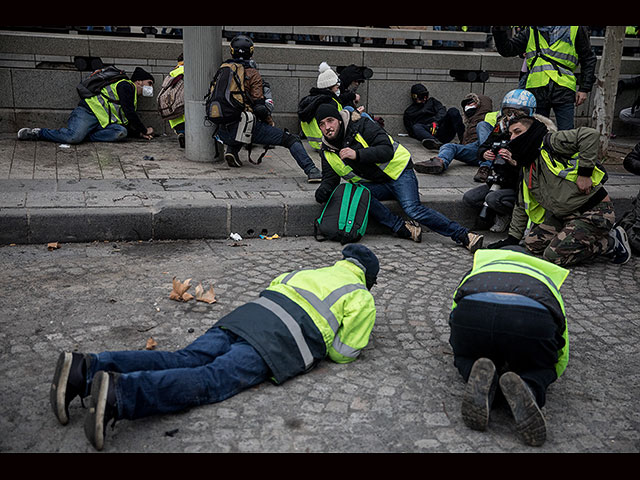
486, 115, 632, 266
17, 67, 155, 144
49, 244, 379, 451
313, 102, 483, 252
448, 247, 570, 447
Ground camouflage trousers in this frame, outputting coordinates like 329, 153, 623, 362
523, 200, 615, 267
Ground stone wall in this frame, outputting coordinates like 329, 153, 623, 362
2, 30, 639, 138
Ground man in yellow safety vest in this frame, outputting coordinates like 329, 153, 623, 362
18, 67, 155, 144
492, 26, 597, 131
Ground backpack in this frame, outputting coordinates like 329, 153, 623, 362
77, 66, 128, 100
314, 183, 371, 244
157, 73, 185, 120
204, 61, 251, 125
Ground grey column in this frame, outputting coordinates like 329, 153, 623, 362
182, 26, 222, 162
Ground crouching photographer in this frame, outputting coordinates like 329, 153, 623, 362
462, 139, 519, 232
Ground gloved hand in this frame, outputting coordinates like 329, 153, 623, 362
253, 104, 270, 122
486, 235, 520, 249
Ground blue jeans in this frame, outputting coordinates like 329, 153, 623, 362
219, 120, 316, 174
536, 102, 575, 131
363, 167, 469, 243
39, 105, 128, 144
87, 328, 270, 420
438, 121, 493, 169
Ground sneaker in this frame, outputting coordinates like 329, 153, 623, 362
490, 214, 511, 233
414, 157, 445, 175
461, 358, 497, 431
306, 167, 322, 183
473, 166, 490, 183
404, 220, 423, 243
465, 232, 484, 253
225, 150, 242, 168
84, 371, 119, 451
50, 352, 90, 425
17, 127, 41, 140
499, 372, 547, 447
421, 138, 442, 150
606, 226, 632, 265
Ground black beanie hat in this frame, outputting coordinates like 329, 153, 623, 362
130, 67, 154, 82
411, 84, 429, 97
342, 244, 380, 289
315, 103, 342, 124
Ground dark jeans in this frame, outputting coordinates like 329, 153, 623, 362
535, 102, 575, 131
462, 184, 517, 216
363, 167, 469, 243
39, 105, 128, 144
411, 108, 465, 144
449, 295, 561, 407
218, 120, 317, 174
87, 328, 270, 420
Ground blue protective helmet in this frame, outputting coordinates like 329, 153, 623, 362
501, 89, 537, 116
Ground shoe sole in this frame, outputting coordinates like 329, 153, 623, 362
461, 358, 496, 431
414, 164, 444, 175
466, 235, 484, 253
499, 372, 547, 447
614, 227, 631, 265
84, 371, 109, 451
224, 153, 242, 168
50, 352, 73, 425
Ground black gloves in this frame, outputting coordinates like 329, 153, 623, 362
486, 235, 520, 249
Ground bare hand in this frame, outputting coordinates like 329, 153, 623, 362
339, 148, 357, 161
576, 175, 593, 194
576, 91, 587, 106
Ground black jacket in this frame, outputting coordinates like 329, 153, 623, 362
492, 26, 597, 105
403, 97, 446, 135
316, 111, 411, 203
298, 87, 341, 123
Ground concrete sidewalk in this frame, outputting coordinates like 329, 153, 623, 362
1, 132, 639, 245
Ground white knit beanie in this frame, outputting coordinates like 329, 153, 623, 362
317, 62, 339, 89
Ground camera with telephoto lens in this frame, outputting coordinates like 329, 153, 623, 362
479, 140, 510, 220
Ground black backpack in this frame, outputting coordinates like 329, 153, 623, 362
77, 66, 128, 99
314, 183, 371, 244
204, 61, 250, 125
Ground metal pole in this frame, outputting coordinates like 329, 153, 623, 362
183, 26, 222, 162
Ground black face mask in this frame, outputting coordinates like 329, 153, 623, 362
508, 119, 549, 168
464, 107, 477, 118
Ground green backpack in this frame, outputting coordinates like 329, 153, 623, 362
314, 183, 371, 244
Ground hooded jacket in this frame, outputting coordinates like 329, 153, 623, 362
509, 121, 609, 240
460, 93, 493, 145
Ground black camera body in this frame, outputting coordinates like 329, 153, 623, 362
486, 140, 510, 187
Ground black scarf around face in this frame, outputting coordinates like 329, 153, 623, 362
507, 119, 548, 168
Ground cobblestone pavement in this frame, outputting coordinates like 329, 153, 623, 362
1, 234, 638, 453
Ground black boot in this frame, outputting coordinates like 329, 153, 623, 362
84, 371, 120, 451
50, 352, 91, 425
499, 372, 547, 447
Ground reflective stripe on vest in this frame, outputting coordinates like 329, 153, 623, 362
301, 98, 342, 150
453, 249, 569, 377
280, 270, 367, 360
525, 26, 579, 91
85, 79, 137, 128
522, 141, 606, 224
251, 296, 315, 370
324, 133, 411, 182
